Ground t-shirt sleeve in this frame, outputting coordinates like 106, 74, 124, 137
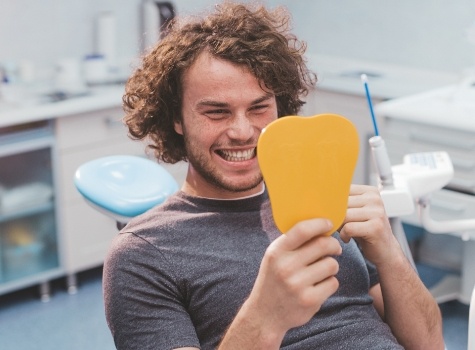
365, 258, 380, 287
103, 232, 201, 349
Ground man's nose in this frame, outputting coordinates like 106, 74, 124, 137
227, 113, 255, 140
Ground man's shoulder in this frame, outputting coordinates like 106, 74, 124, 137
106, 195, 190, 262
120, 193, 187, 236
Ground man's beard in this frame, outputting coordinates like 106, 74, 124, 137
184, 137, 263, 194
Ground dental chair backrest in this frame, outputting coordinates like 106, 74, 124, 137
74, 155, 179, 228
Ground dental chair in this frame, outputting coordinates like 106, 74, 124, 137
75, 145, 474, 350
74, 155, 179, 229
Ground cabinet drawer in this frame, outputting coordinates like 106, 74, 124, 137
383, 117, 475, 193
59, 200, 118, 273
55, 107, 129, 150
383, 118, 475, 151
386, 137, 475, 171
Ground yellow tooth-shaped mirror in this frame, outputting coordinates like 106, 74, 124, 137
257, 113, 359, 235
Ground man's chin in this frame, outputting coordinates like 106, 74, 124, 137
203, 169, 259, 190
188, 159, 263, 194
221, 178, 263, 194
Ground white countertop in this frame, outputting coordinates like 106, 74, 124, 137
308, 54, 460, 100
374, 84, 475, 131
0, 85, 124, 128
0, 54, 462, 129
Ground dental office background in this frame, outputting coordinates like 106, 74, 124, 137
1, 0, 475, 275
1, 0, 475, 83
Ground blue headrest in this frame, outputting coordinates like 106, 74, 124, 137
74, 155, 179, 219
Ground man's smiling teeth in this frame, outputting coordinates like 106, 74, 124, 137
219, 148, 255, 161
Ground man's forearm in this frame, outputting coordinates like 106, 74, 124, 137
217, 300, 285, 350
377, 252, 445, 350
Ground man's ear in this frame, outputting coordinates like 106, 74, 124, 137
174, 120, 183, 135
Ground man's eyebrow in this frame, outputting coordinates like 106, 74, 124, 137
196, 100, 229, 108
196, 93, 274, 109
252, 92, 274, 105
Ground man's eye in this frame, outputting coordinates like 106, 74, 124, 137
251, 105, 268, 113
205, 109, 229, 119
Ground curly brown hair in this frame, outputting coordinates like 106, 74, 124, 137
123, 1, 317, 164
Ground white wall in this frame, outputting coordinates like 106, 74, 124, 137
0, 0, 219, 82
271, 0, 475, 73
1, 0, 475, 82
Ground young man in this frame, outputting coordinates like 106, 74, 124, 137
103, 2, 444, 349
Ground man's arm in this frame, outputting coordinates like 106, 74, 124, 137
218, 218, 342, 349
377, 249, 444, 349
369, 283, 384, 319
340, 184, 444, 350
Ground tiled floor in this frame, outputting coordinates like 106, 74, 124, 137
0, 266, 470, 350
0, 268, 115, 350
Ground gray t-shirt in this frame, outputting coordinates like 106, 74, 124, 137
103, 190, 403, 349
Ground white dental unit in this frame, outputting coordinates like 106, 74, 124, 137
374, 78, 475, 305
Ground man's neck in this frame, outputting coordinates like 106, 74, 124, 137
181, 182, 265, 200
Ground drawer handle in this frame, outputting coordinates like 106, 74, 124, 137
409, 130, 475, 150
430, 198, 466, 213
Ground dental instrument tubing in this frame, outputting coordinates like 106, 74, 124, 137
361, 74, 394, 188
361, 74, 379, 137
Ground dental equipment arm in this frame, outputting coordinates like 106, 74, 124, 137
363, 73, 417, 270
418, 198, 475, 236
369, 136, 417, 270
375, 148, 475, 237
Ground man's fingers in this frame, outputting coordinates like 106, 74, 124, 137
280, 218, 333, 251
302, 256, 340, 284
303, 275, 340, 309
298, 236, 342, 266
348, 185, 381, 206
349, 183, 373, 195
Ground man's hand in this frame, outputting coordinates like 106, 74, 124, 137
339, 184, 400, 266
338, 185, 445, 350
219, 218, 342, 349
247, 218, 342, 334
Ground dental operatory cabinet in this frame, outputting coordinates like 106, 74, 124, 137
1, 0, 475, 301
